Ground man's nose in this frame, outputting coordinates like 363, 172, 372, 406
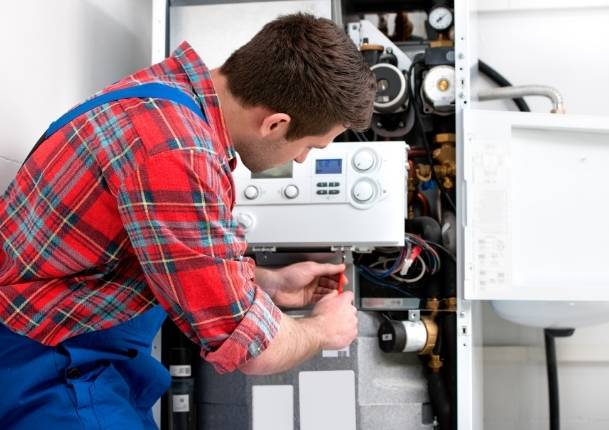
294, 149, 310, 163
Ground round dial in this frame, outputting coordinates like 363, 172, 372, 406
243, 185, 259, 200
428, 6, 453, 31
352, 148, 377, 172
352, 180, 375, 203
283, 184, 299, 199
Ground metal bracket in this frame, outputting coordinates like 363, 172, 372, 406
331, 245, 374, 253
408, 309, 421, 322
251, 246, 277, 253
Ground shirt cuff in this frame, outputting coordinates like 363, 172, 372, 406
204, 285, 282, 373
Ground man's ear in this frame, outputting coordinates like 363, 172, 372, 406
259, 113, 291, 140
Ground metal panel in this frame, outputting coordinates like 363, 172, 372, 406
455, 1, 481, 429
463, 110, 609, 301
169, 1, 332, 69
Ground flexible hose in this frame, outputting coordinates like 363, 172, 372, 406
478, 60, 531, 112
544, 328, 575, 430
478, 85, 565, 114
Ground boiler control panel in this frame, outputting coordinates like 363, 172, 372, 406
232, 141, 407, 248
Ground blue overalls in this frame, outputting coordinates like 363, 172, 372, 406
0, 83, 207, 429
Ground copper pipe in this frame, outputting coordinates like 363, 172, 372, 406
416, 191, 430, 216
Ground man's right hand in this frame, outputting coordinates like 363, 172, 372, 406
238, 290, 358, 375
310, 290, 358, 350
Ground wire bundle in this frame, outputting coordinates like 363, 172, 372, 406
358, 234, 442, 287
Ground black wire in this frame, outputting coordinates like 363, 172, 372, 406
350, 129, 364, 142
407, 59, 457, 213
478, 60, 531, 113
426, 240, 456, 263
357, 131, 369, 141
358, 268, 416, 297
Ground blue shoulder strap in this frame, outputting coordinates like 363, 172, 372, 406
22, 83, 208, 166
45, 82, 207, 139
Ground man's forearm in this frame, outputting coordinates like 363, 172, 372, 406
238, 313, 322, 375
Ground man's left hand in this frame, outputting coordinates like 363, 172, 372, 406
255, 262, 346, 308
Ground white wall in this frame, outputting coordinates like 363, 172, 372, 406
474, 4, 609, 429
0, 0, 152, 194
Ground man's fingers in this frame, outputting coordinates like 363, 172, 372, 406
318, 278, 338, 288
308, 262, 346, 277
318, 289, 339, 302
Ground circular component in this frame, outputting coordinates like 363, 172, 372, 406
378, 320, 428, 353
428, 6, 453, 31
235, 212, 254, 230
437, 78, 449, 92
370, 63, 408, 113
422, 65, 456, 108
283, 184, 299, 199
352, 148, 377, 172
243, 185, 259, 200
351, 180, 375, 203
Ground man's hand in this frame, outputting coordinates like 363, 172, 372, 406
310, 290, 358, 350
255, 262, 346, 308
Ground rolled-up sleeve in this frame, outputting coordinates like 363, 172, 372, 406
116, 148, 281, 373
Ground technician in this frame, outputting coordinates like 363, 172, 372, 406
0, 13, 375, 429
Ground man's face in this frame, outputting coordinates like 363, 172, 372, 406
241, 124, 346, 173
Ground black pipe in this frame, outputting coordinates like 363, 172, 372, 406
544, 328, 575, 430
406, 216, 442, 243
478, 60, 531, 112
427, 370, 451, 429
442, 312, 457, 430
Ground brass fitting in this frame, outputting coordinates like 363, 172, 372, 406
416, 164, 433, 182
428, 354, 443, 372
429, 40, 454, 48
360, 42, 384, 53
443, 297, 457, 312
419, 316, 438, 356
434, 133, 456, 144
426, 297, 441, 319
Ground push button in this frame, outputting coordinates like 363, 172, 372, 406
317, 182, 328, 187
329, 190, 340, 195
316, 190, 328, 195
329, 182, 340, 187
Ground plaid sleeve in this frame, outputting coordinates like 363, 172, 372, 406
116, 148, 281, 373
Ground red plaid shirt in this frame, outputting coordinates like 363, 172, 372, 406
0, 42, 281, 373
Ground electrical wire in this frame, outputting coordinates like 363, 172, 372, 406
358, 268, 416, 297
391, 255, 427, 283
426, 240, 456, 263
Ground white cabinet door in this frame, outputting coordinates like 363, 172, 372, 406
462, 109, 609, 300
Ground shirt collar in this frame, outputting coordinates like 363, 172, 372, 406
171, 41, 236, 164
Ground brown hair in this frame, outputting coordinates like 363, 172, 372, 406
220, 13, 375, 139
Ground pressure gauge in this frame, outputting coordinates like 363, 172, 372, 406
428, 6, 453, 31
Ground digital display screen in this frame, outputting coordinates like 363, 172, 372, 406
315, 159, 342, 174
251, 162, 293, 179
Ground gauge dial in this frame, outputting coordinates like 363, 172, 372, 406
428, 6, 453, 31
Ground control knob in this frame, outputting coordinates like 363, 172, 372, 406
244, 185, 259, 200
352, 180, 375, 203
283, 184, 299, 199
352, 149, 376, 172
